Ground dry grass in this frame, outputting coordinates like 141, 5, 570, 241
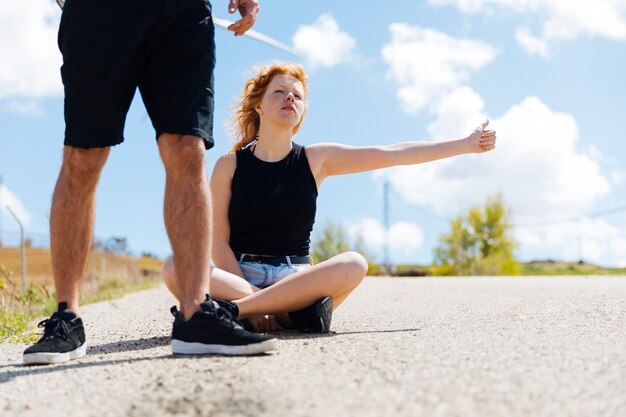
0, 250, 164, 344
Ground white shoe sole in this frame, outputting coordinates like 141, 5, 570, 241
23, 343, 87, 365
171, 338, 278, 356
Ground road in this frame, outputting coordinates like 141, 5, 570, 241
1, 276, 626, 417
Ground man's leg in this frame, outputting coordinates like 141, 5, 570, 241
158, 134, 211, 320
158, 134, 278, 355
23, 146, 109, 365
51, 146, 110, 313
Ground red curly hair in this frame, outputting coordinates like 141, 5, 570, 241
229, 62, 309, 152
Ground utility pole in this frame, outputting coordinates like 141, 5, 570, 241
383, 181, 390, 274
7, 206, 26, 291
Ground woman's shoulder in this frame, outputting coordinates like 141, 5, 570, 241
300, 142, 343, 161
212, 152, 237, 177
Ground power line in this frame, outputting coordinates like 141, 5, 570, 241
514, 204, 626, 228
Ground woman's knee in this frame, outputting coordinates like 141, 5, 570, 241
338, 251, 368, 282
162, 257, 177, 289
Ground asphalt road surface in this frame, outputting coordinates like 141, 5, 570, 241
1, 276, 625, 417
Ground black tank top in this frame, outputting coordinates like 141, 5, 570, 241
229, 143, 318, 256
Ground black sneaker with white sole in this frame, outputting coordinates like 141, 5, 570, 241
289, 296, 333, 333
171, 295, 277, 355
213, 298, 257, 332
23, 302, 86, 365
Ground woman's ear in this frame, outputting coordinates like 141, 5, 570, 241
255, 105, 264, 116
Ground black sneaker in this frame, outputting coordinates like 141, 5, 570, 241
288, 296, 333, 333
23, 302, 87, 365
213, 298, 257, 332
171, 295, 277, 355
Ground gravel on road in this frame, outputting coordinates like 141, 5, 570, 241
1, 276, 626, 417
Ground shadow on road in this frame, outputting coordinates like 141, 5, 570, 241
0, 354, 175, 384
88, 335, 170, 354
334, 328, 421, 336
0, 328, 421, 383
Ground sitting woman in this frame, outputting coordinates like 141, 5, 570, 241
163, 62, 497, 333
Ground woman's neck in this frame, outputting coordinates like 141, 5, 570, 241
254, 125, 294, 162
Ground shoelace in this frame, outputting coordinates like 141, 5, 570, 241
215, 307, 238, 329
38, 315, 72, 341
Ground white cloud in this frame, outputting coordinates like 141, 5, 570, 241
515, 27, 549, 58
292, 14, 356, 69
385, 90, 609, 217
0, 0, 62, 100
516, 217, 626, 267
1, 100, 47, 118
374, 88, 625, 263
429, 0, 626, 56
426, 86, 487, 139
609, 169, 626, 186
348, 218, 424, 262
381, 24, 497, 113
0, 185, 32, 227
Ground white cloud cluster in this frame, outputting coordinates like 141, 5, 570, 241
428, 0, 626, 56
292, 14, 357, 69
516, 218, 626, 267
381, 24, 497, 112
348, 218, 424, 262
0, 185, 32, 227
374, 85, 626, 264
0, 0, 62, 100
380, 90, 610, 218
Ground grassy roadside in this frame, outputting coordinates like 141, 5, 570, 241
378, 260, 626, 277
521, 260, 626, 276
0, 266, 162, 344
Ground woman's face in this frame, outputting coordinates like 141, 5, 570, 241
257, 74, 305, 130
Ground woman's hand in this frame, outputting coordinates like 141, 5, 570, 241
467, 119, 497, 153
248, 314, 283, 333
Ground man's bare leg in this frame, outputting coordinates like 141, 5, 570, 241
51, 146, 110, 314
160, 134, 277, 355
158, 134, 211, 320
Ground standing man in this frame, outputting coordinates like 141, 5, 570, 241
23, 0, 276, 365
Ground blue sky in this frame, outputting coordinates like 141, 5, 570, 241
1, 0, 626, 266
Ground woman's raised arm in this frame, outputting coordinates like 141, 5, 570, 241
307, 120, 496, 183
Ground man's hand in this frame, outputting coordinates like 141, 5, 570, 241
227, 0, 260, 36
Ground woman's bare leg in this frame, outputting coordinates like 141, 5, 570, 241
163, 251, 368, 319
163, 258, 280, 331
234, 251, 367, 318
163, 257, 259, 301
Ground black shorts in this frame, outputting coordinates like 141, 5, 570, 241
58, 0, 215, 149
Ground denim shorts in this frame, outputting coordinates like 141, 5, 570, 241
239, 261, 310, 290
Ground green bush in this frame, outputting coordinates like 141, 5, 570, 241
434, 194, 521, 276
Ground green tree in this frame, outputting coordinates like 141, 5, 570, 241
311, 221, 350, 263
434, 194, 520, 276
311, 221, 379, 273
